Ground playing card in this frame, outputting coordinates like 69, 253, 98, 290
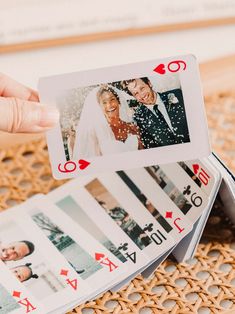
23, 195, 126, 296
48, 180, 150, 284
120, 167, 193, 242
0, 203, 91, 313
172, 190, 218, 262
163, 157, 221, 262
117, 170, 172, 234
0, 262, 42, 314
150, 163, 209, 223
209, 154, 235, 223
81, 172, 176, 264
38, 54, 210, 179
177, 157, 221, 198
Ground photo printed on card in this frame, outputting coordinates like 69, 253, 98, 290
39, 54, 210, 179
49, 182, 150, 282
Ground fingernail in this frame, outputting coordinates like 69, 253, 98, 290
38, 106, 60, 128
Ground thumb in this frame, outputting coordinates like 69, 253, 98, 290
0, 97, 59, 133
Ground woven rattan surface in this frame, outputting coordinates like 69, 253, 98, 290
0, 91, 235, 314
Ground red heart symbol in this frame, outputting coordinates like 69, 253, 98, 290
95, 253, 105, 261
153, 63, 166, 75
192, 164, 199, 175
78, 159, 90, 170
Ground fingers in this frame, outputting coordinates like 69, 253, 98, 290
0, 72, 39, 101
0, 73, 59, 133
0, 97, 59, 133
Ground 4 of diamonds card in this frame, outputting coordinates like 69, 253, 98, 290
38, 54, 210, 179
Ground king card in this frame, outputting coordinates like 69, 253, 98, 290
0, 261, 42, 314
22, 195, 126, 296
0, 262, 42, 314
48, 180, 151, 289
38, 54, 210, 179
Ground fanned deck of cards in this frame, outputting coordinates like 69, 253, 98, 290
0, 55, 234, 314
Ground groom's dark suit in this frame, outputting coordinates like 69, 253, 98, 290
133, 88, 190, 149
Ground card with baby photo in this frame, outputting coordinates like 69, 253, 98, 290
118, 168, 193, 241
78, 173, 176, 263
0, 204, 91, 313
23, 195, 126, 295
48, 181, 152, 289
0, 262, 42, 314
38, 54, 210, 179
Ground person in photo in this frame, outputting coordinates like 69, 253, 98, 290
75, 85, 142, 159
97, 85, 142, 149
121, 77, 190, 149
0, 240, 35, 262
10, 263, 39, 282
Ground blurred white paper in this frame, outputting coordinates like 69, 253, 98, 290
1, 0, 235, 45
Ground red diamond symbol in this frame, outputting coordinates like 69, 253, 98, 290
12, 291, 21, 298
60, 269, 68, 276
165, 211, 173, 219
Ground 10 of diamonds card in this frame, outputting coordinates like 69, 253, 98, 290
39, 54, 210, 179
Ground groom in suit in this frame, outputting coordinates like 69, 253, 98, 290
121, 77, 190, 149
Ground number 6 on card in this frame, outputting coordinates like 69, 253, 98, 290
39, 54, 210, 179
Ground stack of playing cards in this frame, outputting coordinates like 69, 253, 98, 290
0, 55, 234, 314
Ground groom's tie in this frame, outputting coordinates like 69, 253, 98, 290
153, 104, 169, 129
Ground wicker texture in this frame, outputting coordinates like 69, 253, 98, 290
0, 91, 235, 314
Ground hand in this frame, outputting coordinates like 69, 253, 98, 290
0, 73, 59, 133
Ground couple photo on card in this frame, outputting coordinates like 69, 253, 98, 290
60, 73, 190, 161
39, 56, 210, 179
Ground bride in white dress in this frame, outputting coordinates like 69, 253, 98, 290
73, 85, 142, 159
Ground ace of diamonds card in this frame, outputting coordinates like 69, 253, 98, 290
39, 54, 210, 179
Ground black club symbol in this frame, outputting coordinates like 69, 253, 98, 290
183, 185, 191, 195
118, 243, 128, 251
143, 223, 153, 232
